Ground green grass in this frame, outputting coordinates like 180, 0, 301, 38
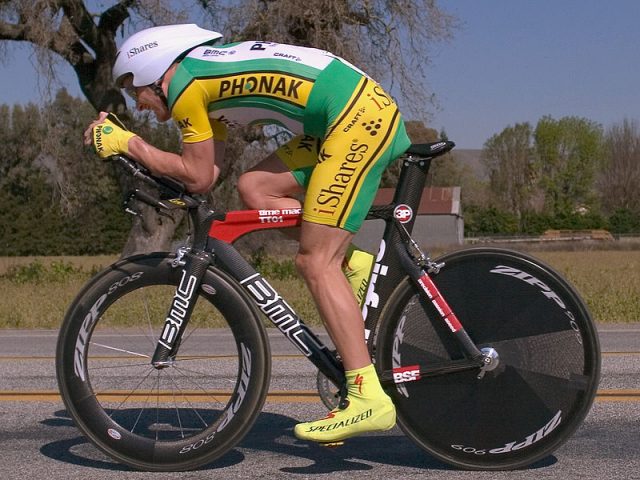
0, 249, 638, 329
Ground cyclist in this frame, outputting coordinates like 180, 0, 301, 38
83, 23, 411, 445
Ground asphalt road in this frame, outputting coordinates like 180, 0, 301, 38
0, 324, 638, 479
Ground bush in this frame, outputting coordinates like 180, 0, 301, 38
465, 206, 519, 235
608, 208, 640, 234
552, 211, 608, 230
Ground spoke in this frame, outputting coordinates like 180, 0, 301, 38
89, 361, 152, 370
106, 367, 156, 417
90, 342, 150, 358
171, 364, 233, 404
171, 363, 236, 384
171, 382, 185, 439
165, 369, 211, 433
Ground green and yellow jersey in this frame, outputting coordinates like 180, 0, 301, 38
168, 41, 411, 232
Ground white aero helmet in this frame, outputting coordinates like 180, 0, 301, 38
113, 24, 223, 87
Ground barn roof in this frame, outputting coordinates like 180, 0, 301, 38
374, 187, 461, 215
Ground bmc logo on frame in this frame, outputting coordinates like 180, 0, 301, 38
393, 204, 413, 223
392, 365, 421, 384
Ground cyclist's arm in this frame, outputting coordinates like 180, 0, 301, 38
126, 78, 227, 194
127, 136, 225, 194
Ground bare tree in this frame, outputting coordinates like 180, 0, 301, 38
0, 0, 457, 254
599, 119, 640, 214
200, 0, 458, 118
481, 122, 536, 222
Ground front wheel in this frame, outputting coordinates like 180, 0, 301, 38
56, 253, 271, 471
375, 247, 600, 470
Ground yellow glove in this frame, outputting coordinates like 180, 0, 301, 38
92, 113, 136, 159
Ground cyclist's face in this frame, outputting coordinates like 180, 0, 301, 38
122, 79, 170, 122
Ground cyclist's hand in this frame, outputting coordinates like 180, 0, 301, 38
84, 112, 136, 159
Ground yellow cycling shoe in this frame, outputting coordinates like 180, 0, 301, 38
294, 364, 396, 444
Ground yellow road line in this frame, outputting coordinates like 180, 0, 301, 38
1, 389, 639, 403
595, 389, 640, 402
601, 351, 640, 356
0, 389, 322, 403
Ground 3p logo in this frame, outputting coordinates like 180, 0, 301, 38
393, 204, 413, 224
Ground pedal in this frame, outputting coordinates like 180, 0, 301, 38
320, 441, 344, 448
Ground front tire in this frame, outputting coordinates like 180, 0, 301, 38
56, 253, 271, 471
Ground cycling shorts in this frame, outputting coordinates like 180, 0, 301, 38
275, 69, 410, 233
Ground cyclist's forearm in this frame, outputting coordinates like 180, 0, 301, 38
127, 136, 219, 194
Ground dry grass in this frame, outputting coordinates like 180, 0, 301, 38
535, 250, 640, 324
0, 256, 117, 329
0, 255, 118, 276
0, 250, 637, 329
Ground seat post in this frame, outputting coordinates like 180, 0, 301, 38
391, 155, 433, 235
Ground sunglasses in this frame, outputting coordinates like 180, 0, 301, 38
122, 79, 164, 102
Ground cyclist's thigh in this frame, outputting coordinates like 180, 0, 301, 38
303, 81, 411, 233
238, 147, 305, 206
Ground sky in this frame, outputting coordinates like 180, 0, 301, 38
0, 1, 638, 149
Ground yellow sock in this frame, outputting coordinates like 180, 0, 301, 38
342, 245, 375, 307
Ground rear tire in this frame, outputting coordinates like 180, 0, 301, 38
375, 247, 600, 470
56, 253, 271, 471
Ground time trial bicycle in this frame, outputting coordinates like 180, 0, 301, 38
56, 141, 600, 471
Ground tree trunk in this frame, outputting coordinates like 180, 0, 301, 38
121, 205, 184, 256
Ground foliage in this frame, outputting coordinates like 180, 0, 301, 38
534, 115, 604, 216
482, 122, 536, 221
608, 208, 640, 234
0, 92, 197, 256
0, 167, 131, 255
464, 206, 519, 236
474, 115, 639, 235
1, 259, 85, 284
465, 206, 611, 236
249, 247, 298, 280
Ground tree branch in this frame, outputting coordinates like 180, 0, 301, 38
97, 0, 134, 34
0, 19, 26, 40
58, 0, 100, 50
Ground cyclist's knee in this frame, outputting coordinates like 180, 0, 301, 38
295, 249, 342, 287
295, 250, 324, 284
294, 251, 312, 280
237, 172, 262, 208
